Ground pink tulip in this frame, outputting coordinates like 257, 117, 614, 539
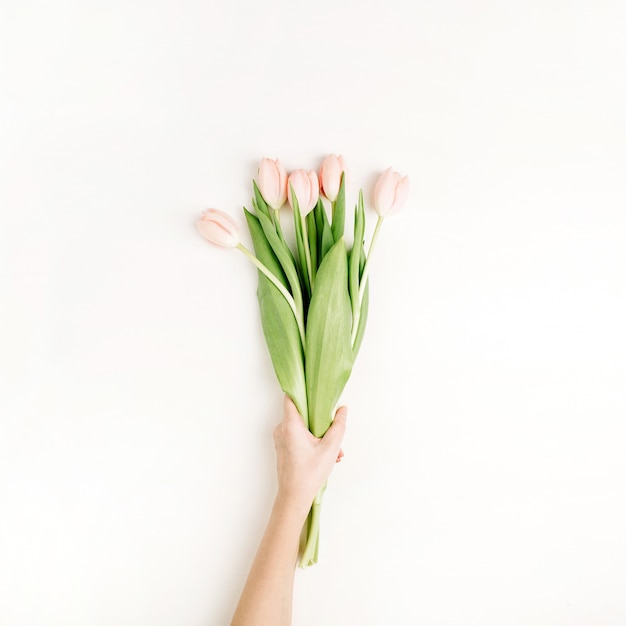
287, 169, 319, 216
319, 154, 347, 202
373, 167, 409, 217
196, 209, 240, 248
257, 158, 288, 210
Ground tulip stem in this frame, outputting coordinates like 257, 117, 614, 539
351, 216, 384, 346
299, 483, 326, 568
358, 215, 383, 306
236, 243, 306, 348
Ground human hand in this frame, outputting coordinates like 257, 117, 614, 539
273, 396, 347, 516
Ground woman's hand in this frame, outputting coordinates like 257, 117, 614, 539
273, 396, 347, 517
231, 399, 347, 626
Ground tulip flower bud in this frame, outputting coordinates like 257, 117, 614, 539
373, 167, 409, 217
257, 158, 288, 210
319, 154, 347, 202
287, 169, 319, 216
196, 209, 240, 248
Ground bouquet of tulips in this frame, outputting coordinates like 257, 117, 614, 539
196, 155, 408, 567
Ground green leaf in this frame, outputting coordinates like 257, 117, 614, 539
273, 210, 292, 258
314, 198, 334, 266
257, 276, 308, 423
353, 268, 369, 359
253, 180, 271, 218
305, 238, 353, 437
349, 191, 365, 330
356, 199, 370, 347
291, 190, 311, 302
314, 198, 324, 243
255, 209, 304, 319
306, 211, 318, 283
348, 191, 370, 359
244, 209, 308, 422
331, 172, 346, 243
243, 208, 288, 289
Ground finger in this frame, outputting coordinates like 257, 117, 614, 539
282, 396, 312, 439
283, 395, 301, 422
321, 406, 347, 452
336, 448, 344, 463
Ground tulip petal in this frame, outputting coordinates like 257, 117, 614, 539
373, 168, 396, 216
391, 175, 410, 215
320, 154, 347, 201
258, 158, 287, 210
196, 209, 240, 248
306, 170, 320, 215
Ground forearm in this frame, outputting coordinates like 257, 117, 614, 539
231, 494, 309, 626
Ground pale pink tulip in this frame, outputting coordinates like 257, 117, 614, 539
257, 158, 288, 210
287, 169, 319, 216
373, 168, 409, 217
319, 154, 347, 202
196, 209, 240, 248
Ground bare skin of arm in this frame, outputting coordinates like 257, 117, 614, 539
230, 396, 347, 626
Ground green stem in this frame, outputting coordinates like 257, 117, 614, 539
351, 216, 384, 346
350, 308, 359, 348
236, 243, 306, 348
299, 485, 326, 568
358, 215, 383, 306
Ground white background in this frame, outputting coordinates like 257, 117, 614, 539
1, 1, 625, 624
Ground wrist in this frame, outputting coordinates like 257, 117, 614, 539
274, 490, 312, 525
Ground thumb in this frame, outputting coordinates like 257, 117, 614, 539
283, 395, 303, 422
321, 405, 347, 451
